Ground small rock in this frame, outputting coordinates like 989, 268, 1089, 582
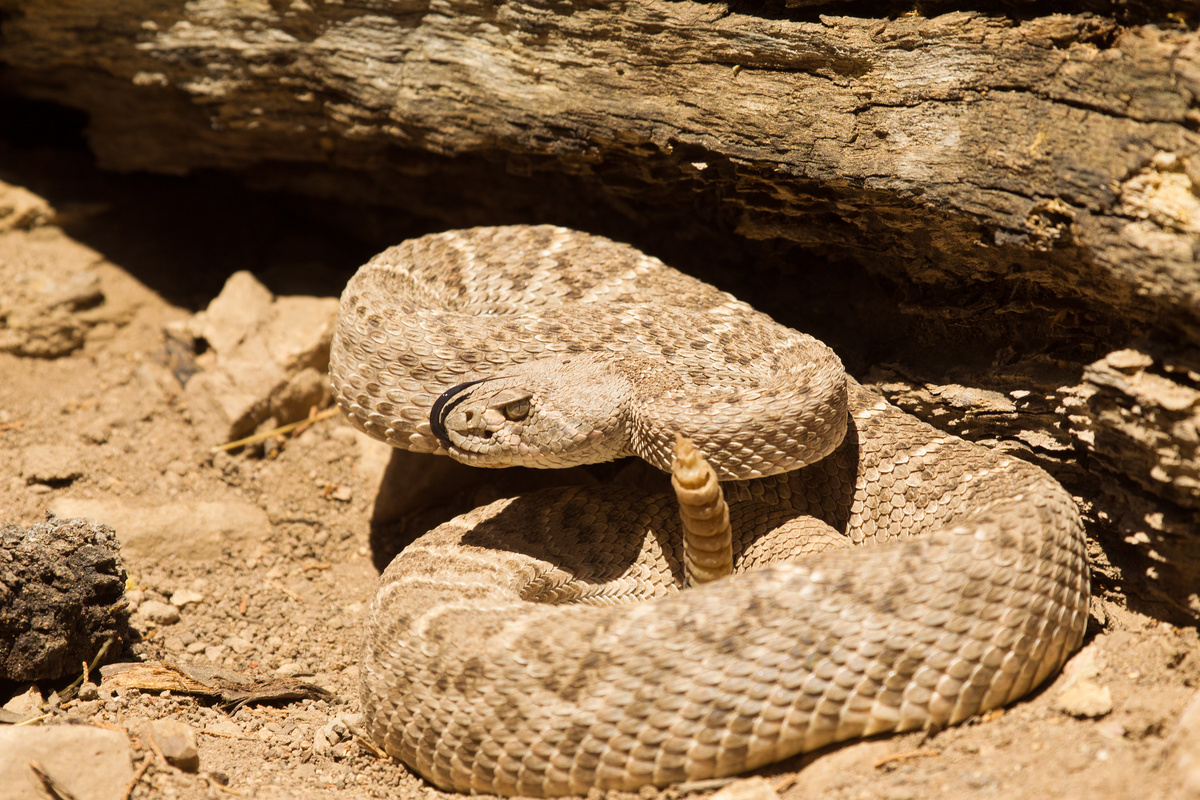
2, 685, 43, 716
0, 180, 55, 231
49, 498, 272, 560
206, 719, 243, 738
270, 366, 332, 425
963, 771, 993, 789
331, 485, 353, 502
165, 459, 190, 476
19, 445, 83, 485
1054, 680, 1113, 718
77, 681, 100, 701
1053, 643, 1113, 718
72, 699, 101, 718
329, 740, 355, 759
276, 661, 303, 677
191, 271, 274, 356
148, 719, 200, 772
225, 636, 253, 655
170, 589, 204, 607
138, 600, 181, 625
124, 589, 145, 611
182, 271, 338, 442
79, 420, 112, 445
0, 725, 133, 799
313, 714, 357, 755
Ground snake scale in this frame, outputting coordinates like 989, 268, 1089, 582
329, 225, 1089, 796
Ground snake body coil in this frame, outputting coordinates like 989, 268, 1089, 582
330, 226, 1089, 796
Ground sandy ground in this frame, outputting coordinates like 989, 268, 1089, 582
1, 147, 1199, 800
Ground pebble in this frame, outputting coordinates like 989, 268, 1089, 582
1053, 642, 1113, 718
72, 699, 101, 717
206, 719, 243, 738
19, 444, 83, 485
170, 589, 204, 607
79, 420, 111, 445
226, 636, 254, 655
1054, 680, 1113, 718
138, 600, 181, 625
2, 685, 43, 716
148, 719, 200, 772
124, 589, 145, 611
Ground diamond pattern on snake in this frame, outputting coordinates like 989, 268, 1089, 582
329, 225, 1089, 797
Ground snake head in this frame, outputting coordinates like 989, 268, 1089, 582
429, 357, 634, 468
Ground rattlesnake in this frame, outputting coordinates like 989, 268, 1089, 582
329, 225, 1089, 796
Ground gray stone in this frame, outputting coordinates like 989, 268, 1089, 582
0, 725, 132, 800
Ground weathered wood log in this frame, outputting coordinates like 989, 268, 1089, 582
2, 3, 1196, 327
1, 0, 1197, 620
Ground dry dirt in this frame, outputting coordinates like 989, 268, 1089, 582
1, 143, 1199, 800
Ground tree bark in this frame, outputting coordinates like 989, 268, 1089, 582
1, 0, 1197, 620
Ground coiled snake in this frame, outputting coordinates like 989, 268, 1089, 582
329, 225, 1089, 796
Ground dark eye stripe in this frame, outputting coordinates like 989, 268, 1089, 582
429, 377, 499, 447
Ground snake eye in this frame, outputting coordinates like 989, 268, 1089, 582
502, 398, 531, 421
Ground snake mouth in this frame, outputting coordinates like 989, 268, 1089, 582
430, 377, 499, 448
